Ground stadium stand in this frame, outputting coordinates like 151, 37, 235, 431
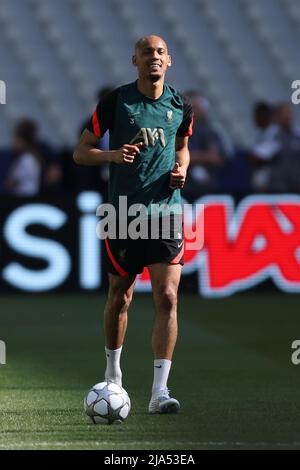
0, 0, 299, 147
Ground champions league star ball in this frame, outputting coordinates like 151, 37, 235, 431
84, 382, 131, 424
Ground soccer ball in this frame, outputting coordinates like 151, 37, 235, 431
84, 381, 131, 424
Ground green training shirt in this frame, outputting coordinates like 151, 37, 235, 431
87, 80, 193, 215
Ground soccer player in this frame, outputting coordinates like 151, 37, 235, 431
74, 35, 193, 414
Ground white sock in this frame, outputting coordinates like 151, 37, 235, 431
105, 346, 122, 386
152, 359, 172, 397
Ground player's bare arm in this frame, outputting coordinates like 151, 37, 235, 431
73, 128, 143, 165
169, 135, 190, 189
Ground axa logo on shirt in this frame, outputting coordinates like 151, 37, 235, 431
130, 128, 166, 147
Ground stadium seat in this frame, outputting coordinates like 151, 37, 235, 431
0, 0, 299, 147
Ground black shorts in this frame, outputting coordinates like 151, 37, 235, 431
104, 216, 184, 276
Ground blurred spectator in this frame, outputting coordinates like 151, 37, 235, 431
5, 119, 43, 196
4, 118, 63, 196
270, 103, 300, 192
183, 90, 233, 195
250, 101, 279, 191
250, 102, 300, 192
40, 140, 63, 194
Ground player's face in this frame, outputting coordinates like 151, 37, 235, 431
133, 39, 171, 82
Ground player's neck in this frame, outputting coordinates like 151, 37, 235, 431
137, 78, 164, 100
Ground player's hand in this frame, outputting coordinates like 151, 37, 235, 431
169, 162, 186, 189
112, 142, 144, 164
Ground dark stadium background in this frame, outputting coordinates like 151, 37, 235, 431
0, 0, 300, 450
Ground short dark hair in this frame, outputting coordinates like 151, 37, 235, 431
134, 35, 168, 54
14, 118, 38, 145
253, 101, 272, 115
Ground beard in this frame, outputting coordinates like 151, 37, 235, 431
148, 71, 163, 82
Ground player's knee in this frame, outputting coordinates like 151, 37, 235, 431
156, 287, 177, 313
110, 290, 133, 313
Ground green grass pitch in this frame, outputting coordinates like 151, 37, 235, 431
0, 293, 300, 450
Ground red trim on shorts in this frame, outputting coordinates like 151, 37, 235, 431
170, 244, 184, 264
92, 111, 101, 138
105, 239, 128, 277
